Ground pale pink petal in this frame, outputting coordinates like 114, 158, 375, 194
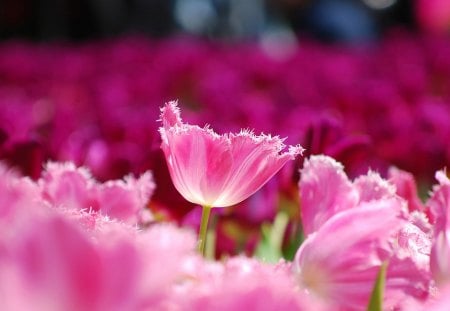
354, 170, 396, 203
9, 216, 106, 311
427, 171, 450, 232
160, 100, 183, 129
396, 223, 432, 272
39, 162, 96, 211
0, 163, 42, 222
97, 171, 155, 224
214, 132, 302, 207
408, 211, 433, 236
430, 231, 450, 286
388, 167, 426, 213
299, 155, 359, 236
39, 162, 154, 224
427, 171, 450, 286
162, 126, 233, 206
174, 256, 320, 311
422, 285, 450, 311
0, 205, 196, 311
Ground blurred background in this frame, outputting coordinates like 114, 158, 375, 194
0, 0, 439, 42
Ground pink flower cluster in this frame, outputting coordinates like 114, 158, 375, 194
3, 151, 450, 309
0, 161, 314, 310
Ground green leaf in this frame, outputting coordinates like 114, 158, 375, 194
254, 212, 289, 263
367, 261, 388, 311
283, 222, 304, 260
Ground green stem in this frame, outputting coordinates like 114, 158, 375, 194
198, 205, 212, 256
205, 213, 217, 260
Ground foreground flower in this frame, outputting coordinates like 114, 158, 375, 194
428, 171, 450, 286
159, 101, 303, 254
0, 211, 197, 311
294, 199, 430, 310
172, 256, 324, 311
296, 156, 432, 309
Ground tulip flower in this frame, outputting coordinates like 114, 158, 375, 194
293, 199, 430, 310
297, 156, 432, 309
39, 162, 155, 225
428, 171, 450, 286
299, 155, 396, 236
159, 101, 303, 254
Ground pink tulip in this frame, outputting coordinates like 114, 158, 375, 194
294, 199, 430, 310
159, 101, 303, 254
39, 162, 154, 225
388, 167, 426, 214
299, 155, 358, 236
299, 155, 397, 236
353, 171, 396, 203
297, 156, 432, 309
159, 101, 303, 208
428, 171, 450, 286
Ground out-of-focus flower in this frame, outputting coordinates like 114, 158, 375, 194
428, 171, 450, 286
299, 155, 396, 236
296, 155, 432, 309
0, 163, 42, 223
159, 101, 303, 208
420, 285, 450, 311
415, 0, 450, 34
172, 256, 323, 311
294, 199, 430, 310
38, 162, 154, 225
389, 167, 427, 214
0, 162, 199, 311
0, 210, 197, 311
299, 155, 359, 236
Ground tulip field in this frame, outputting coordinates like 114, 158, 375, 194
1, 32, 450, 310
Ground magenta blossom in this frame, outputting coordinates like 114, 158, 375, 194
159, 101, 303, 208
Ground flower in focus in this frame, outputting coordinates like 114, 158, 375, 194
158, 101, 304, 208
